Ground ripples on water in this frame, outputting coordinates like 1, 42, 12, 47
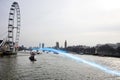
0, 53, 33, 80
0, 52, 120, 80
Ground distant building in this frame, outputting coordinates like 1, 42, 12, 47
64, 40, 67, 48
42, 43, 44, 48
39, 43, 41, 48
56, 42, 59, 48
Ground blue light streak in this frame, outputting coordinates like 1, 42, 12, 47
33, 48, 120, 76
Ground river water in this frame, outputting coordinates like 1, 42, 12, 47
0, 52, 120, 80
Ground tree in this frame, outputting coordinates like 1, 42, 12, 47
97, 44, 116, 56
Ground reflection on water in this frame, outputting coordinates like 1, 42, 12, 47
0, 53, 32, 80
0, 56, 17, 79
0, 52, 120, 80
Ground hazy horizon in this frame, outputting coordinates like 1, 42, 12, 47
0, 0, 120, 47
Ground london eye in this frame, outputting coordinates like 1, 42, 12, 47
0, 2, 21, 55
8, 2, 21, 52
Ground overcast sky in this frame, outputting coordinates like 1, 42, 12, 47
0, 0, 120, 47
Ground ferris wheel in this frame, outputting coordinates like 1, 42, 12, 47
8, 2, 20, 52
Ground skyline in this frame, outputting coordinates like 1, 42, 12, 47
0, 0, 120, 47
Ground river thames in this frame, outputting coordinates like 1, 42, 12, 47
0, 51, 120, 80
